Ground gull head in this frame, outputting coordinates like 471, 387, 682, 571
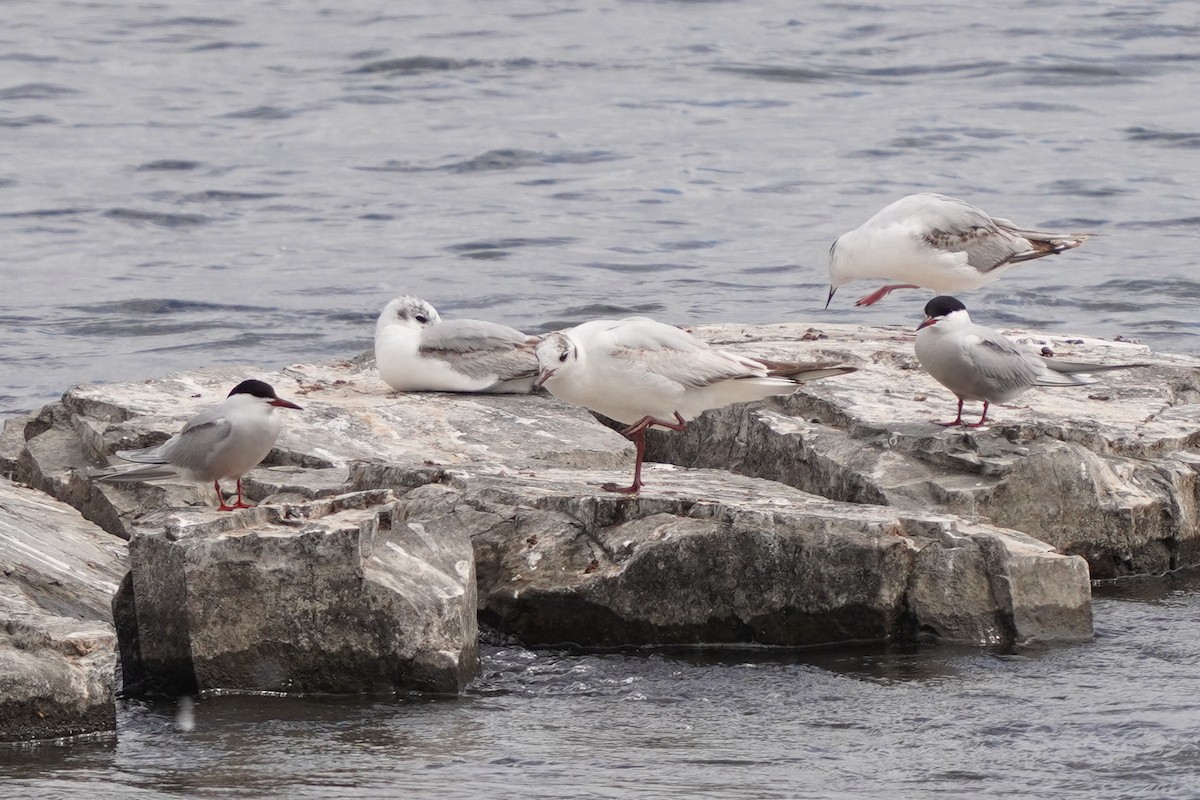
377, 295, 441, 336
534, 331, 579, 389
917, 295, 970, 332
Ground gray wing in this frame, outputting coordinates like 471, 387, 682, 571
600, 319, 767, 389
963, 334, 1055, 395
438, 344, 540, 382
918, 198, 1027, 273
420, 320, 539, 382
917, 195, 1087, 273
612, 345, 766, 389
117, 413, 234, 472
420, 319, 528, 353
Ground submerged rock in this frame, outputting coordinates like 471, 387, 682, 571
0, 477, 126, 742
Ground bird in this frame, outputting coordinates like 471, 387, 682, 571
914, 296, 1149, 427
374, 295, 540, 393
95, 379, 302, 511
534, 316, 856, 493
826, 193, 1094, 308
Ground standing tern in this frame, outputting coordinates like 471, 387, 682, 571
96, 379, 302, 511
375, 295, 540, 393
914, 296, 1149, 427
826, 193, 1094, 307
535, 316, 856, 493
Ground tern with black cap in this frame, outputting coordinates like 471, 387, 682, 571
95, 379, 302, 511
914, 296, 1148, 427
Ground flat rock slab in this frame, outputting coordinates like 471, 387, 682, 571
11, 362, 628, 539
0, 478, 126, 742
353, 463, 1093, 649
646, 323, 1200, 579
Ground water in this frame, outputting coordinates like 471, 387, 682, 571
3, 0, 1200, 794
2, 575, 1200, 798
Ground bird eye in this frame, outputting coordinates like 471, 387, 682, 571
558, 351, 569, 363
414, 314, 428, 324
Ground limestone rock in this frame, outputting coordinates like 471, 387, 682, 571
1, 331, 1131, 666
352, 464, 1093, 648
116, 487, 478, 696
645, 323, 1200, 579
0, 477, 126, 742
14, 361, 629, 539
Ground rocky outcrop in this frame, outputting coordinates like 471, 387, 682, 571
8, 318, 1185, 730
0, 478, 126, 742
645, 323, 1200, 579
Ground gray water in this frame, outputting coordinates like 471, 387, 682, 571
3, 0, 1200, 795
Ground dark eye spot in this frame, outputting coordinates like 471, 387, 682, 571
414, 314, 428, 324
558, 351, 569, 363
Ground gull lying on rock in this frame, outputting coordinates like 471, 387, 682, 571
914, 295, 1149, 427
375, 295, 540, 393
827, 193, 1093, 307
535, 316, 856, 493
95, 379, 302, 510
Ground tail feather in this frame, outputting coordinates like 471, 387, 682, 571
757, 359, 858, 382
1042, 358, 1151, 375
1003, 228, 1095, 263
115, 444, 171, 464
94, 464, 180, 483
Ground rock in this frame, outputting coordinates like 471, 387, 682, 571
644, 323, 1200, 579
117, 486, 478, 696
17, 363, 630, 539
352, 463, 1093, 648
0, 477, 126, 742
1, 330, 1132, 668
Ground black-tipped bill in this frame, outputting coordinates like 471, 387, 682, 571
269, 397, 303, 410
824, 286, 837, 310
916, 316, 937, 331
534, 369, 554, 390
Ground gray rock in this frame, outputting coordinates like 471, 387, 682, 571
0, 477, 126, 742
645, 323, 1200, 579
353, 464, 1093, 648
117, 487, 478, 696
0, 334, 1120, 680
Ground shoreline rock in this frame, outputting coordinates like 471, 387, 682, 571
5, 320, 1190, 741
0, 478, 126, 743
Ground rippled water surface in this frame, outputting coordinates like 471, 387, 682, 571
3, 0, 1200, 795
3, 0, 1200, 417
3, 574, 1200, 799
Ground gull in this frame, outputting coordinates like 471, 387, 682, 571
914, 296, 1149, 427
95, 379, 302, 510
374, 295, 539, 393
534, 316, 856, 493
826, 193, 1094, 307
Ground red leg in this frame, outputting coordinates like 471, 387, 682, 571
935, 397, 966, 427
854, 283, 922, 307
602, 429, 646, 494
215, 480, 236, 512
231, 477, 252, 509
964, 401, 991, 428
601, 412, 687, 494
620, 411, 687, 438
